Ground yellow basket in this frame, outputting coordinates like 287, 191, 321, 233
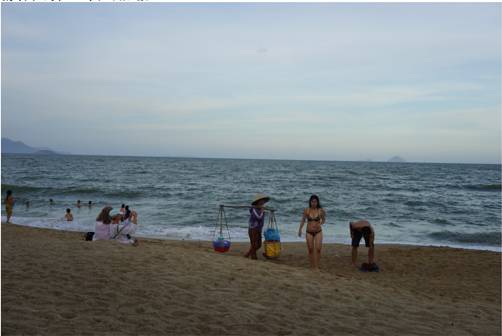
264, 241, 281, 258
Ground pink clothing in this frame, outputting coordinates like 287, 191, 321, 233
94, 221, 112, 240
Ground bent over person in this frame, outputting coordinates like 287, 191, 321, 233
349, 220, 375, 266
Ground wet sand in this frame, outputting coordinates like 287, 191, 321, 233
2, 223, 500, 335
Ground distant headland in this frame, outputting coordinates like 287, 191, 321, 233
1, 137, 68, 155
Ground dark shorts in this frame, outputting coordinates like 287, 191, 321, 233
352, 229, 373, 247
248, 227, 262, 250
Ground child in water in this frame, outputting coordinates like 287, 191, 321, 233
65, 208, 74, 221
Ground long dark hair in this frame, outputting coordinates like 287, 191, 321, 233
309, 194, 322, 209
124, 205, 131, 220
96, 206, 113, 224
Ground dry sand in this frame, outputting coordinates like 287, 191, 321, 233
1, 223, 500, 335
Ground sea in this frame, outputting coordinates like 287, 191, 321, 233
1, 154, 501, 251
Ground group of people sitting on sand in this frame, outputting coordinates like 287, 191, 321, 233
92, 204, 139, 246
3, 190, 139, 246
247, 193, 377, 271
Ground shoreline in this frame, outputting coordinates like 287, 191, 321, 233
4, 221, 501, 253
2, 222, 501, 335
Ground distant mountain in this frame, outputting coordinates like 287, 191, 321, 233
1, 138, 65, 155
388, 156, 406, 163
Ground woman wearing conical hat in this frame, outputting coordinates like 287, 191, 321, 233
244, 194, 270, 260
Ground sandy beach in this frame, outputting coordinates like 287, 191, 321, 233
1, 223, 500, 336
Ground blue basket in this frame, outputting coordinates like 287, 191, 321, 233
213, 237, 231, 252
264, 228, 280, 241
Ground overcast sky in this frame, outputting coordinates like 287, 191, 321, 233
1, 3, 501, 163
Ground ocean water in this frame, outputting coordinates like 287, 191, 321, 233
1, 154, 501, 251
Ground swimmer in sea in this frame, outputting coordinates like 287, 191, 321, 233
65, 208, 74, 222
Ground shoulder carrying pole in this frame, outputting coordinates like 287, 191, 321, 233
219, 204, 276, 212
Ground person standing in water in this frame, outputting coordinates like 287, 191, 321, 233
245, 194, 269, 260
76, 200, 81, 208
298, 195, 326, 270
5, 190, 14, 223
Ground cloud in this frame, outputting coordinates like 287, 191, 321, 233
1, 4, 500, 162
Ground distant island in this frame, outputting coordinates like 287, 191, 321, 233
387, 156, 406, 163
1, 137, 67, 155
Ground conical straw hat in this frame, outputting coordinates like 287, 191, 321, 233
251, 193, 270, 205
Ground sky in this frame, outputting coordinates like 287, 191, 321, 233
1, 3, 501, 163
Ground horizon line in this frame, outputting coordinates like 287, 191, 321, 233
1, 152, 500, 166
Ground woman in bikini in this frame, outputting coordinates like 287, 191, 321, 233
298, 194, 326, 270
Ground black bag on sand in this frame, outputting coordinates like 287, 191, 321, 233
85, 232, 94, 241
360, 262, 380, 272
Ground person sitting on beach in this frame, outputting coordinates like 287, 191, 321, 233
350, 220, 375, 266
4, 190, 14, 224
244, 194, 269, 260
130, 210, 138, 225
65, 208, 73, 221
122, 210, 138, 238
94, 206, 113, 240
113, 212, 139, 246
124, 205, 131, 221
298, 195, 326, 270
110, 213, 121, 238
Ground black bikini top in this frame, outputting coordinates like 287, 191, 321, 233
306, 209, 322, 222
